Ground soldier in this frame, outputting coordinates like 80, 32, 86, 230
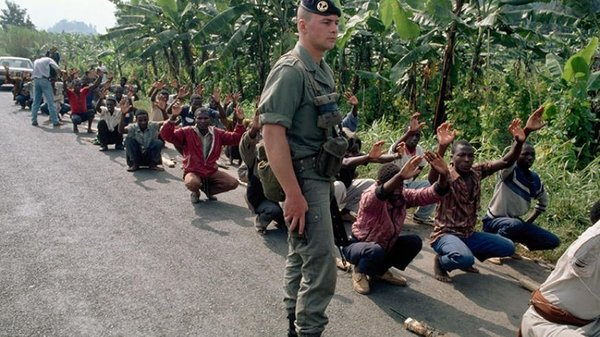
258, 0, 342, 336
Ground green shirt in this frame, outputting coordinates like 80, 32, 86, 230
259, 43, 337, 180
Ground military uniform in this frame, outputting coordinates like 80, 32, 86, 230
259, 41, 338, 336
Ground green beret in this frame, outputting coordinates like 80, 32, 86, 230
300, 0, 341, 16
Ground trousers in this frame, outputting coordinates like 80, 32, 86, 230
284, 179, 336, 336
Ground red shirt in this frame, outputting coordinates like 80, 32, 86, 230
352, 184, 442, 251
160, 121, 245, 178
66, 87, 90, 115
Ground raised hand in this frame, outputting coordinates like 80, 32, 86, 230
152, 81, 164, 89
234, 106, 244, 122
99, 88, 108, 99
223, 93, 233, 107
211, 88, 221, 104
408, 112, 426, 132
367, 140, 386, 160
508, 118, 525, 142
436, 121, 456, 147
232, 91, 241, 104
171, 100, 183, 117
394, 141, 406, 157
424, 151, 449, 176
525, 105, 545, 133
119, 97, 131, 114
177, 86, 188, 99
399, 155, 424, 180
250, 108, 261, 134
343, 91, 358, 106
194, 84, 203, 96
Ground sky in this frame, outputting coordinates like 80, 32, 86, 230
1, 0, 117, 34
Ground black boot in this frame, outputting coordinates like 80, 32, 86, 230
287, 313, 297, 337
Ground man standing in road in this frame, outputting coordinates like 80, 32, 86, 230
259, 1, 342, 336
30, 56, 62, 127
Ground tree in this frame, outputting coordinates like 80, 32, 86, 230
0, 0, 35, 30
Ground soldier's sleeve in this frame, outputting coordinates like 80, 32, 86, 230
259, 61, 304, 129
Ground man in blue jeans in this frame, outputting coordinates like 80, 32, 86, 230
428, 106, 545, 282
30, 56, 62, 127
482, 142, 560, 262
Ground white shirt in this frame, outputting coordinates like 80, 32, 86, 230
540, 219, 600, 320
32, 57, 59, 79
98, 106, 122, 132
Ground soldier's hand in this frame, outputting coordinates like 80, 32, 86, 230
284, 193, 308, 235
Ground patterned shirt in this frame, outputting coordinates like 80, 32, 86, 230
353, 183, 443, 251
430, 162, 495, 243
126, 122, 161, 152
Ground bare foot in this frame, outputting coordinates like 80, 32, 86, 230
149, 165, 164, 171
461, 266, 480, 273
127, 165, 139, 172
433, 256, 452, 283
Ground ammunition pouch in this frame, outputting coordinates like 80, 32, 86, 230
315, 93, 342, 129
315, 136, 348, 178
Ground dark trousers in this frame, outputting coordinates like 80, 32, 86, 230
255, 199, 285, 228
342, 234, 422, 276
125, 137, 163, 167
16, 94, 31, 108
97, 120, 123, 146
482, 216, 560, 251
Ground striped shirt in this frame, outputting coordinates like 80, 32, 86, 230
486, 164, 548, 218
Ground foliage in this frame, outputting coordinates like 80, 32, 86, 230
5, 0, 598, 262
0, 25, 40, 57
0, 0, 34, 30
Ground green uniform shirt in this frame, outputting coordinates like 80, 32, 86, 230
259, 43, 337, 181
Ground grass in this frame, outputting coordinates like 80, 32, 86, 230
352, 117, 599, 264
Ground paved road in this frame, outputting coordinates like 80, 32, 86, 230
0, 90, 551, 337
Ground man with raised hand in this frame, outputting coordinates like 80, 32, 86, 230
160, 100, 245, 203
428, 106, 545, 283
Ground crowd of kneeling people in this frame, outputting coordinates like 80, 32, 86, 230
8, 54, 599, 336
